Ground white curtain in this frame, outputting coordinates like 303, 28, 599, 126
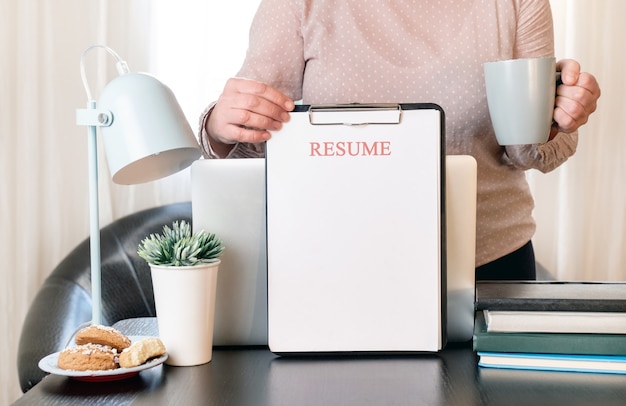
1, 0, 258, 402
1, 0, 623, 402
0, 1, 153, 402
530, 0, 626, 281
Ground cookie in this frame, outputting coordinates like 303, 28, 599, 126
57, 344, 118, 371
119, 337, 166, 368
75, 325, 131, 352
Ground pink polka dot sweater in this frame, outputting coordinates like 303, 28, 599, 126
199, 0, 578, 269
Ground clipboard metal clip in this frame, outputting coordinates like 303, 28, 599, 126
308, 103, 402, 126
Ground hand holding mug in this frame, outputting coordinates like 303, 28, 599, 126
553, 59, 601, 134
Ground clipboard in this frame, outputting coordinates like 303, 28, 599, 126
266, 103, 446, 354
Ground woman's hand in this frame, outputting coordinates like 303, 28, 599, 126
205, 78, 295, 156
553, 59, 601, 134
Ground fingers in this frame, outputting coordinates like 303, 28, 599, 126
228, 78, 294, 112
556, 59, 581, 86
207, 78, 295, 145
554, 60, 601, 133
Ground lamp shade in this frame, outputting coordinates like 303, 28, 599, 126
98, 72, 201, 184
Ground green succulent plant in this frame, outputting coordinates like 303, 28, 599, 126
137, 220, 224, 266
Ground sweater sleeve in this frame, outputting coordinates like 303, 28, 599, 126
503, 131, 578, 173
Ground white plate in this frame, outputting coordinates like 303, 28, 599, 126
38, 335, 168, 382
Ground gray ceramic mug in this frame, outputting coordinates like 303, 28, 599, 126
484, 57, 556, 145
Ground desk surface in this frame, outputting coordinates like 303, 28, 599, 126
14, 318, 626, 406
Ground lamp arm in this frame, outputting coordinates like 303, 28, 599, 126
87, 101, 102, 326
76, 102, 113, 326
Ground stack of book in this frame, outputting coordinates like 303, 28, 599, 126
474, 281, 626, 374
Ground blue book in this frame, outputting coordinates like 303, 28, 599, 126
478, 352, 626, 374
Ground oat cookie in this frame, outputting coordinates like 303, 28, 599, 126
57, 343, 118, 371
75, 325, 131, 351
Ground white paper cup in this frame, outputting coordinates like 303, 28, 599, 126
150, 261, 220, 366
484, 57, 556, 145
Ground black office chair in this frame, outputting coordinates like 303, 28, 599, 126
16, 202, 192, 393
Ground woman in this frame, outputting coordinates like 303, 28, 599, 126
199, 0, 601, 280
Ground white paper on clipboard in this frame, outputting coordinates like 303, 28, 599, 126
266, 103, 445, 354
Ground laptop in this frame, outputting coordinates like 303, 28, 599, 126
191, 158, 267, 346
444, 154, 477, 342
191, 155, 476, 346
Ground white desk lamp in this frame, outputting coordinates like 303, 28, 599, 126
75, 45, 201, 325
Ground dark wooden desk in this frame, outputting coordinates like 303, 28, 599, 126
13, 318, 626, 405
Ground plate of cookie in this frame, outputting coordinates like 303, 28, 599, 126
38, 325, 168, 382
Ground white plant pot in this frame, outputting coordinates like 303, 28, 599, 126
150, 261, 220, 366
